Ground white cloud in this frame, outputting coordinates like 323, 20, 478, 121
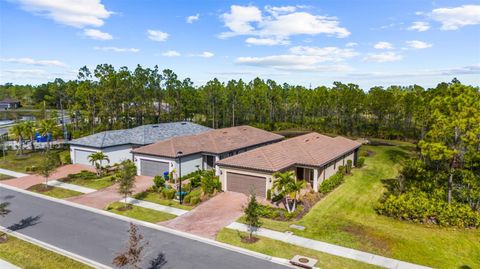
430, 5, 480, 30
83, 29, 112, 40
374, 41, 393, 50
219, 5, 350, 45
406, 40, 432, 49
364, 52, 403, 63
16, 0, 112, 28
0, 57, 66, 67
345, 42, 358, 47
147, 30, 169, 42
235, 46, 357, 72
349, 64, 480, 79
245, 37, 289, 46
94, 47, 139, 53
161, 50, 181, 57
191, 51, 214, 58
186, 14, 200, 23
408, 21, 430, 32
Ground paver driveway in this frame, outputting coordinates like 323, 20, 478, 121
67, 175, 153, 209
162, 191, 247, 239
0, 164, 95, 189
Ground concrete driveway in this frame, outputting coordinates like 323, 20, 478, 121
162, 191, 247, 239
0, 164, 95, 189
67, 175, 153, 209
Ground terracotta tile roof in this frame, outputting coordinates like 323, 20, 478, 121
216, 132, 361, 172
132, 125, 284, 158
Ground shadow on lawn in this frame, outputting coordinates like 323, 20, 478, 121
146, 252, 167, 269
7, 215, 41, 231
383, 148, 411, 164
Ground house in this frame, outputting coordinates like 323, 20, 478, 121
0, 98, 21, 110
69, 122, 211, 166
216, 133, 361, 198
131, 126, 284, 177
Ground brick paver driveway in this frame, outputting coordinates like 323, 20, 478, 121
67, 175, 153, 209
162, 191, 247, 239
0, 164, 95, 189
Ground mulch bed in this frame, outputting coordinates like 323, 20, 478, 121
240, 235, 259, 244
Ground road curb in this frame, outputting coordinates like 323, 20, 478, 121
0, 184, 296, 268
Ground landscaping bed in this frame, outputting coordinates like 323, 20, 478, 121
61, 170, 115, 190
0, 235, 92, 269
105, 202, 177, 223
27, 183, 83, 199
134, 191, 193, 210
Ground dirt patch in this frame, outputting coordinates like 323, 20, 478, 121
342, 224, 391, 254
240, 235, 259, 244
27, 184, 54, 193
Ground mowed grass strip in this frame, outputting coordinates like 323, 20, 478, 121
0, 235, 92, 269
217, 228, 382, 269
105, 202, 177, 223
134, 191, 194, 210
62, 175, 115, 190
252, 143, 480, 269
27, 183, 83, 199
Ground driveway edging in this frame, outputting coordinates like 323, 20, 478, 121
0, 184, 296, 269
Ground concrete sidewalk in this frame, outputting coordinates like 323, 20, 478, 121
0, 168, 28, 178
0, 259, 21, 269
47, 180, 97, 194
227, 222, 432, 269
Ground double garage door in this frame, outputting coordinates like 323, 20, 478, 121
140, 159, 169, 177
74, 149, 96, 165
226, 172, 266, 198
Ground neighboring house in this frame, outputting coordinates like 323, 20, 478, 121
131, 125, 284, 177
0, 98, 21, 110
69, 122, 211, 166
216, 133, 361, 198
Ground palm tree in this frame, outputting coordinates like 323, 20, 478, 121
23, 121, 37, 151
88, 152, 110, 176
273, 171, 305, 213
38, 119, 57, 150
10, 123, 26, 155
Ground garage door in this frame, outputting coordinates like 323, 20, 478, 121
226, 172, 266, 198
140, 159, 169, 177
74, 149, 95, 166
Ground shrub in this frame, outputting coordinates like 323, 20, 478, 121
161, 188, 176, 200
153, 176, 165, 189
338, 165, 346, 175
319, 172, 344, 194
183, 195, 191, 204
346, 160, 353, 174
357, 157, 365, 168
190, 196, 200, 205
200, 171, 221, 194
68, 170, 97, 180
376, 190, 480, 228
190, 174, 202, 189
266, 189, 272, 200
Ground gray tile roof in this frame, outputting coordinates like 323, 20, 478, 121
69, 122, 211, 148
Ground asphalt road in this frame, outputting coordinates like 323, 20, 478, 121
0, 187, 289, 269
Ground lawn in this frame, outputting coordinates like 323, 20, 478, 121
0, 149, 67, 173
134, 191, 194, 210
0, 235, 91, 269
105, 202, 177, 223
27, 183, 83, 199
217, 229, 381, 269
244, 143, 480, 269
0, 173, 13, 180
62, 175, 115, 190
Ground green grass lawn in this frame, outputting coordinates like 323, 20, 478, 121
244, 143, 480, 269
62, 175, 115, 190
217, 229, 381, 269
0, 150, 67, 173
0, 173, 13, 180
105, 202, 177, 223
0, 235, 91, 269
27, 183, 83, 199
134, 191, 194, 210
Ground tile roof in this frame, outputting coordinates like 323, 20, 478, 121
216, 132, 361, 172
132, 125, 284, 158
69, 122, 211, 148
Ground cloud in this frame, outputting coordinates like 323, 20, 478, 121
83, 29, 112, 40
147, 30, 169, 42
0, 57, 66, 67
245, 37, 289, 46
429, 5, 480, 30
406, 40, 432, 49
189, 51, 214, 58
364, 52, 403, 62
235, 46, 357, 72
219, 5, 350, 45
349, 64, 480, 79
94, 47, 139, 52
345, 42, 358, 47
161, 50, 181, 57
16, 0, 112, 28
373, 41, 393, 49
408, 21, 430, 32
186, 14, 200, 23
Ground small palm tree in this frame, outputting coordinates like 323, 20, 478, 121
88, 152, 110, 176
10, 123, 26, 155
273, 171, 305, 213
23, 121, 37, 151
38, 119, 57, 150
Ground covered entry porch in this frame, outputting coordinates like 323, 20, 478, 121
295, 166, 321, 192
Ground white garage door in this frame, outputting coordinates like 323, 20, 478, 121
140, 159, 169, 177
226, 172, 266, 198
74, 149, 95, 165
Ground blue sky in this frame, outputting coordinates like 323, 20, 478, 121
0, 0, 479, 88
